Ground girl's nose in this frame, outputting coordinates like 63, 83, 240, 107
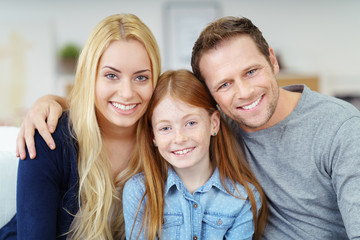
173, 129, 187, 144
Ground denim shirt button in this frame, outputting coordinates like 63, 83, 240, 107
217, 219, 222, 225
193, 235, 198, 240
193, 203, 198, 208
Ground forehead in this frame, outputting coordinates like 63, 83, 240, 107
152, 95, 207, 121
198, 35, 267, 81
201, 35, 261, 62
99, 39, 150, 66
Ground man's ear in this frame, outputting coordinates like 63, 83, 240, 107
269, 47, 279, 74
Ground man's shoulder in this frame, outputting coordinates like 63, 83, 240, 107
288, 85, 360, 120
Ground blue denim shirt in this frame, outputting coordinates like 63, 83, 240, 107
123, 167, 261, 240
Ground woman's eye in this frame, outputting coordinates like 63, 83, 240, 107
136, 75, 149, 82
105, 73, 117, 80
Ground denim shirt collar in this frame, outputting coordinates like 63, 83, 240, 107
165, 167, 234, 196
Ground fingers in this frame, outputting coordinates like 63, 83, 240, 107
46, 103, 62, 134
16, 123, 27, 160
36, 119, 55, 151
24, 123, 37, 159
16, 95, 64, 160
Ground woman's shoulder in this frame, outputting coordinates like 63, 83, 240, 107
31, 111, 77, 167
50, 112, 74, 142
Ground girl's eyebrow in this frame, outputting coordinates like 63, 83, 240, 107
153, 113, 200, 125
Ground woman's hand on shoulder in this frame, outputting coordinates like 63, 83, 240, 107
16, 94, 68, 159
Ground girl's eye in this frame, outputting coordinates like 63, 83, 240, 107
160, 126, 170, 132
186, 121, 197, 127
105, 73, 117, 80
136, 75, 149, 82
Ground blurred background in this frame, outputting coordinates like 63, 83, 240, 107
1, 0, 360, 126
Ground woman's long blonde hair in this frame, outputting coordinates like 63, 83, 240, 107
67, 14, 161, 240
132, 70, 267, 240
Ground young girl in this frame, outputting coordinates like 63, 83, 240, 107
123, 69, 267, 240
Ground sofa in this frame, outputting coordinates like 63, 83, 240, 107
0, 126, 19, 228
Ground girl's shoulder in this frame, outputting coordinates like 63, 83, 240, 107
124, 172, 145, 192
226, 180, 259, 199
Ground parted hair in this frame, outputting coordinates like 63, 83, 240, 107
132, 69, 267, 240
67, 13, 161, 240
191, 16, 271, 83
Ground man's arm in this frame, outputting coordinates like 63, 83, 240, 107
16, 95, 68, 160
331, 116, 360, 239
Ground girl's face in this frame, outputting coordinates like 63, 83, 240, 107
152, 94, 220, 174
95, 39, 153, 130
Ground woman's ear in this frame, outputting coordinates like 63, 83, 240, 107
153, 139, 157, 147
210, 111, 220, 136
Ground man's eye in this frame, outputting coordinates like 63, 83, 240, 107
247, 69, 256, 76
219, 82, 230, 90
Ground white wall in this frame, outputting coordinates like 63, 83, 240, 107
1, 0, 360, 124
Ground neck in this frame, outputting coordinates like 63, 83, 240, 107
174, 161, 213, 194
100, 123, 137, 177
268, 87, 301, 126
243, 87, 301, 132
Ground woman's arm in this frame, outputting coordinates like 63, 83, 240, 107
17, 128, 66, 239
16, 94, 68, 160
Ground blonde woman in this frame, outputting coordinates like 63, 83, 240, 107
0, 13, 160, 240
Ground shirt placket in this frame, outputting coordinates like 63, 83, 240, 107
184, 192, 202, 240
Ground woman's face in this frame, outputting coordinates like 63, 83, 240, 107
95, 39, 153, 130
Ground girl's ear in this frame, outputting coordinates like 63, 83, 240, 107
153, 139, 157, 147
210, 111, 220, 136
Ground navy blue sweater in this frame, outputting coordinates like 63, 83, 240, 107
0, 113, 79, 240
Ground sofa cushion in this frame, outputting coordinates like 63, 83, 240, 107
0, 126, 19, 228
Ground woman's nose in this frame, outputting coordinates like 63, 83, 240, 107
118, 80, 134, 99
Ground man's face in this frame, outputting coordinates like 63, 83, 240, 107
199, 35, 280, 132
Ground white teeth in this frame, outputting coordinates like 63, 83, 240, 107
242, 97, 261, 110
112, 102, 136, 111
173, 148, 192, 155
